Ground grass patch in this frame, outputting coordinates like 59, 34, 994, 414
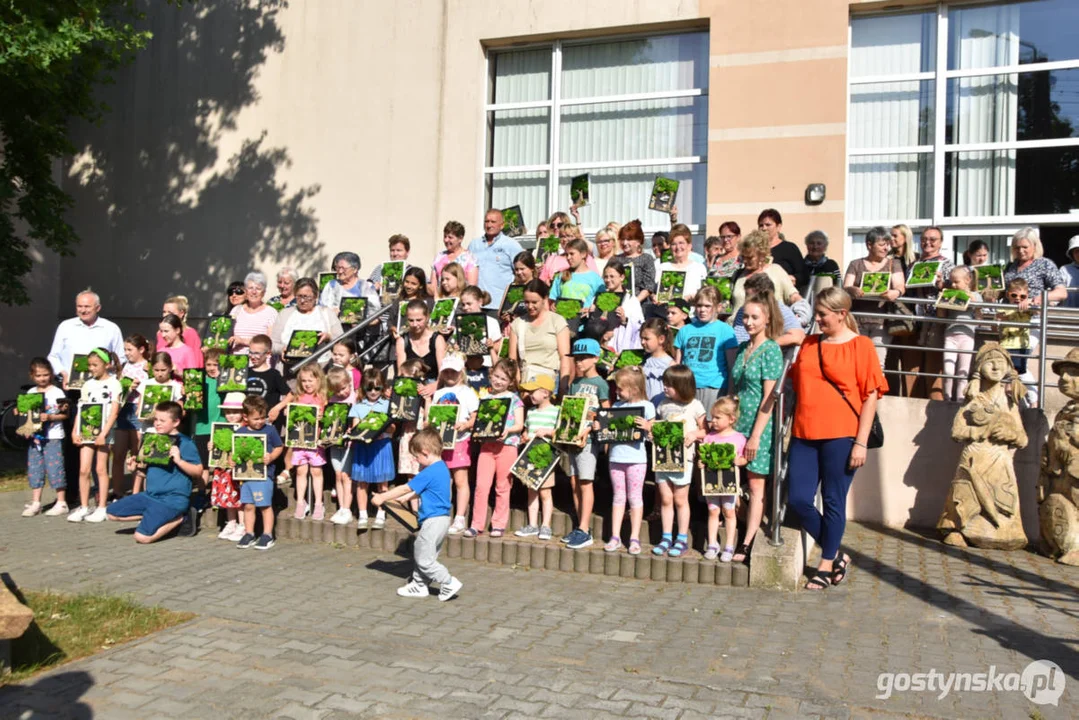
3, 591, 194, 685
0, 467, 27, 493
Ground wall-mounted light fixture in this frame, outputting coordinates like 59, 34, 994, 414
805, 183, 826, 206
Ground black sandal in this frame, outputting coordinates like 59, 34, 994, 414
804, 572, 831, 591
831, 553, 851, 586
731, 542, 751, 563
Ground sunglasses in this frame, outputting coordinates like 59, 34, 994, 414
229, 289, 245, 296
551, 222, 564, 229
1008, 293, 1028, 299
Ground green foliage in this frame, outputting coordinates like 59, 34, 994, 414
504, 284, 525, 308
456, 313, 487, 355
430, 299, 456, 327
319, 403, 349, 443
79, 403, 102, 437
217, 355, 249, 391
570, 174, 589, 205
976, 264, 1003, 291
526, 440, 555, 470
393, 377, 419, 397
659, 271, 686, 298
355, 411, 388, 433
661, 250, 674, 263
651, 421, 683, 449
939, 288, 971, 307
17, 393, 43, 413
622, 265, 634, 289
703, 276, 732, 301
182, 369, 202, 392
427, 404, 458, 427
139, 433, 173, 465
699, 443, 736, 471
212, 424, 235, 453
231, 435, 264, 465
614, 350, 645, 369
502, 205, 523, 235
286, 330, 320, 356
653, 176, 679, 195
595, 291, 622, 313
120, 376, 133, 395
287, 403, 318, 428
339, 298, 367, 325
0, 0, 184, 305
861, 272, 890, 295
140, 383, 173, 417
555, 396, 587, 442
204, 316, 234, 350
381, 261, 404, 284
539, 236, 560, 254
609, 414, 637, 432
554, 299, 582, 321
318, 272, 335, 291
71, 355, 89, 373
476, 398, 509, 435
268, 300, 284, 311
908, 261, 939, 286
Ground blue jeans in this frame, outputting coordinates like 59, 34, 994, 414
787, 437, 857, 561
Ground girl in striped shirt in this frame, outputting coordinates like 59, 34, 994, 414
514, 374, 559, 541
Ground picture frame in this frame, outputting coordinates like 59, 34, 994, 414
597, 347, 618, 376
655, 270, 687, 305
68, 354, 91, 390
209, 422, 239, 469
231, 434, 267, 481
15, 393, 45, 438
501, 205, 525, 237
394, 301, 406, 334
349, 410, 390, 444
217, 354, 249, 392
699, 442, 740, 496
613, 349, 646, 370
319, 402, 350, 446
623, 263, 636, 296
499, 284, 526, 317
389, 376, 422, 422
427, 403, 459, 449
936, 288, 972, 312
380, 261, 406, 301
285, 403, 321, 449
975, 264, 1005, 292
860, 272, 891, 297
182, 369, 205, 411
594, 406, 645, 444
906, 260, 941, 289
139, 382, 175, 421
137, 432, 176, 466
339, 297, 368, 327
651, 420, 686, 472
77, 402, 104, 444
510, 436, 564, 491
648, 176, 679, 214
702, 276, 733, 304
570, 173, 590, 206
534, 236, 561, 265
284, 329, 321, 361
318, 272, 335, 293
472, 397, 512, 441
553, 395, 590, 447
429, 298, 458, 334
455, 312, 489, 357
553, 298, 583, 325
203, 315, 234, 351
593, 291, 624, 326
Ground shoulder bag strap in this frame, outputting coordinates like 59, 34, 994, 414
817, 339, 861, 424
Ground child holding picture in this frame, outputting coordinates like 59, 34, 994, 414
550, 239, 605, 310
234, 395, 284, 550
514, 375, 559, 540
372, 428, 463, 601
211, 393, 247, 541
192, 347, 224, 493
561, 338, 610, 550
640, 318, 674, 407
20, 358, 69, 518
329, 338, 363, 396
466, 359, 525, 538
939, 266, 983, 401
1000, 278, 1037, 406
700, 397, 747, 562
113, 334, 151, 500
590, 258, 644, 353
69, 348, 123, 523
288, 364, 329, 520
325, 367, 357, 526
599, 367, 655, 555
434, 355, 479, 535
160, 313, 202, 373
349, 369, 395, 529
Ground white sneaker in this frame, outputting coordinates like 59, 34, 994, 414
22, 502, 42, 517
86, 506, 108, 523
227, 524, 248, 542
331, 509, 353, 525
396, 580, 430, 598
438, 576, 463, 602
447, 517, 467, 535
67, 506, 89, 523
45, 502, 69, 517
356, 515, 369, 529
218, 521, 238, 539
372, 513, 386, 530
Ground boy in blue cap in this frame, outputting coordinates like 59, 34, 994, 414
561, 337, 609, 549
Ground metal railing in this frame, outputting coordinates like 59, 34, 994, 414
291, 305, 394, 373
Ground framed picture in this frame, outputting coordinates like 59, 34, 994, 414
380, 261, 406, 301
500, 284, 526, 317
702, 276, 733, 305
318, 272, 335, 293
209, 422, 239, 469
661, 249, 674, 263
510, 436, 564, 491
217, 354, 249, 392
534, 235, 561, 264
339, 297, 368, 327
593, 291, 623, 326
656, 270, 687, 305
648, 176, 679, 214
349, 410, 391, 444
594, 406, 645, 444
231, 434, 267, 481
284, 329, 321, 361
472, 397, 512, 441
182, 369, 205, 411
553, 395, 590, 447
699, 443, 740, 496
390, 377, 422, 422
613, 349, 646, 370
394, 302, 406, 334
552, 298, 583, 324
906, 260, 941, 289
623, 263, 636, 296
77, 402, 104, 444
860, 272, 891, 297
501, 205, 525, 237
203, 315, 234, 351
68, 354, 91, 390
936, 288, 972, 312
570, 173, 590, 206
455, 313, 489, 357
139, 382, 175, 421
319, 403, 350, 446
15, 393, 45, 438
285, 403, 321, 449
429, 298, 458, 334
137, 432, 176, 466
651, 420, 685, 472
427, 403, 459, 449
597, 347, 618, 376
975, 264, 1005, 292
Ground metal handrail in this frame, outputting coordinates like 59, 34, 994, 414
291, 305, 394, 373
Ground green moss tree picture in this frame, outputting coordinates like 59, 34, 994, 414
69, 355, 91, 389
78, 403, 103, 442
319, 403, 350, 445
203, 316, 234, 351
656, 271, 686, 304
554, 299, 583, 322
700, 442, 739, 495
351, 411, 389, 443
139, 383, 174, 420
285, 330, 320, 359
554, 396, 589, 446
594, 407, 644, 443
501, 284, 525, 315
614, 350, 645, 369
594, 291, 622, 320
286, 404, 319, 448
231, 435, 267, 480
210, 423, 237, 468
474, 397, 510, 439
183, 369, 204, 410
860, 272, 890, 296
427, 404, 459, 448
339, 298, 368, 326
510, 437, 562, 490
16, 393, 44, 437
652, 421, 685, 471
430, 298, 458, 333
138, 433, 174, 466
455, 313, 488, 356
218, 355, 249, 392
390, 377, 421, 421
649, 176, 679, 213
535, 236, 561, 264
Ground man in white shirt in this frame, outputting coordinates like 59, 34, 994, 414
47, 291, 125, 389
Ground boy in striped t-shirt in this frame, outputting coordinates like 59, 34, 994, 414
515, 375, 559, 541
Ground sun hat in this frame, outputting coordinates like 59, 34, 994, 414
220, 392, 246, 409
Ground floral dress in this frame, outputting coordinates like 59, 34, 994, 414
731, 339, 784, 475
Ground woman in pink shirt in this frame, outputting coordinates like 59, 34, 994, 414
229, 271, 279, 351
540, 222, 598, 284
159, 314, 202, 372
156, 295, 203, 360
429, 220, 479, 296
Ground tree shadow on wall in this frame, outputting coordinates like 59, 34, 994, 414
61, 0, 325, 319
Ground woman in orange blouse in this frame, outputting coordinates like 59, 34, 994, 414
790, 287, 887, 590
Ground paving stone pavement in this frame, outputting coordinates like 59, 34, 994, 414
0, 489, 1076, 719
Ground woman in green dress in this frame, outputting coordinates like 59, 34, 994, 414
730, 290, 785, 562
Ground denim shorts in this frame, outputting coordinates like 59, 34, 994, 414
240, 479, 274, 507
107, 493, 184, 537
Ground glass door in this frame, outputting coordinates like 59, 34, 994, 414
943, 226, 1030, 268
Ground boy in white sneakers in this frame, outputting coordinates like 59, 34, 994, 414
372, 427, 462, 601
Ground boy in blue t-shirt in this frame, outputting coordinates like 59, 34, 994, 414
234, 395, 284, 550
373, 428, 462, 602
107, 401, 203, 543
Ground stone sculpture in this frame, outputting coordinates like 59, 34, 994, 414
1038, 348, 1079, 565
938, 343, 1028, 550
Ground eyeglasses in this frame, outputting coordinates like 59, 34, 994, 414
296, 294, 315, 301
249, 350, 268, 357
719, 234, 737, 241
551, 222, 564, 229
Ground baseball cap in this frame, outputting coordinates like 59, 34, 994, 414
220, 392, 246, 409
570, 338, 601, 358
441, 354, 465, 372
519, 375, 556, 393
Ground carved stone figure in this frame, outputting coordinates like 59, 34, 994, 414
1038, 348, 1079, 565
938, 343, 1028, 550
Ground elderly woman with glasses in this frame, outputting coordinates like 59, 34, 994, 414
271, 277, 344, 366
229, 271, 280, 351
268, 268, 298, 310
319, 251, 381, 316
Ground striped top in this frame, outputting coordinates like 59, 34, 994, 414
525, 404, 560, 436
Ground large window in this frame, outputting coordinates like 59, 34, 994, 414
848, 0, 1079, 261
484, 33, 708, 238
